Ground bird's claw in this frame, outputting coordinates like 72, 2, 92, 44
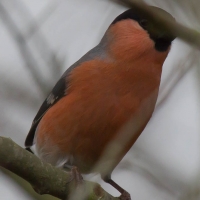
119, 191, 131, 200
70, 166, 83, 186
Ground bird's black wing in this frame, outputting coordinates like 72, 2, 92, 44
25, 56, 85, 147
25, 74, 68, 147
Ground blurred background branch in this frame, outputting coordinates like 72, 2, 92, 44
0, 0, 64, 97
113, 0, 200, 48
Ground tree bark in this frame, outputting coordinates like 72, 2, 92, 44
0, 137, 116, 200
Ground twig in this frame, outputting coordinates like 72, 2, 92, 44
111, 0, 200, 49
157, 50, 197, 109
0, 2, 49, 97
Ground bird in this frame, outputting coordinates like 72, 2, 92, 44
25, 6, 176, 200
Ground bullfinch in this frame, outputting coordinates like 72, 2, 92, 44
25, 6, 176, 200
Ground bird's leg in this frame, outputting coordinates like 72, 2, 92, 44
63, 165, 84, 200
63, 164, 83, 186
70, 166, 83, 185
103, 176, 131, 200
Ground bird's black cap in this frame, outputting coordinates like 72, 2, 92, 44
111, 6, 176, 52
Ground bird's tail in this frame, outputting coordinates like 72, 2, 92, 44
25, 147, 34, 154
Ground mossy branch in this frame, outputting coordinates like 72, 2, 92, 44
0, 137, 116, 200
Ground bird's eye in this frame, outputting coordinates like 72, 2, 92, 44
139, 19, 148, 28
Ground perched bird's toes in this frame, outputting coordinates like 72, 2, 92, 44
70, 166, 83, 186
66, 166, 83, 187
120, 191, 131, 200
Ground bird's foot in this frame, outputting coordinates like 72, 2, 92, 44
120, 191, 131, 200
65, 166, 84, 200
68, 166, 83, 187
64, 163, 83, 185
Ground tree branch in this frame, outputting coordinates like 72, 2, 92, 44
0, 137, 116, 200
112, 0, 200, 49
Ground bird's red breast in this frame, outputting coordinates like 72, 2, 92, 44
35, 20, 169, 173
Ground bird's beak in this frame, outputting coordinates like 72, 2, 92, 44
157, 31, 176, 43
